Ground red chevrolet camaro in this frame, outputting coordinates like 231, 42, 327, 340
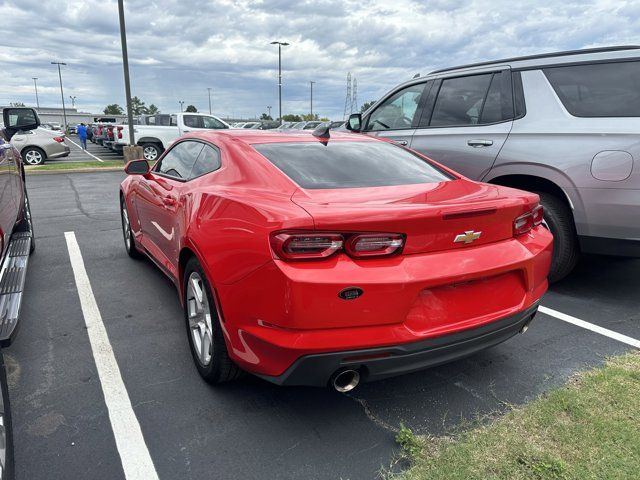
120, 129, 552, 391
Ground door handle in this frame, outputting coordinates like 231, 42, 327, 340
162, 196, 177, 207
394, 140, 408, 146
467, 139, 493, 147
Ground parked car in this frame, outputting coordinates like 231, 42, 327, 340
114, 112, 229, 160
275, 122, 295, 130
68, 125, 77, 134
346, 45, 640, 282
0, 106, 40, 480
242, 122, 261, 129
120, 129, 552, 390
328, 121, 345, 129
10, 127, 70, 165
290, 121, 323, 130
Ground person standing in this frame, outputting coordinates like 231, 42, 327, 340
77, 123, 88, 150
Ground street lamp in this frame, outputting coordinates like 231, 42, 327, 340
310, 81, 315, 118
51, 61, 68, 132
179, 100, 184, 112
32, 77, 40, 109
69, 95, 76, 108
267, 105, 272, 119
118, 0, 135, 145
207, 87, 212, 114
270, 41, 289, 125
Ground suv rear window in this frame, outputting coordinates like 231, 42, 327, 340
253, 141, 452, 189
544, 61, 640, 117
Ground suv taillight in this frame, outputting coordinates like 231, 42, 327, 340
513, 205, 544, 236
117, 126, 123, 139
270, 231, 405, 261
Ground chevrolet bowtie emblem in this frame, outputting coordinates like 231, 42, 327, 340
454, 230, 482, 244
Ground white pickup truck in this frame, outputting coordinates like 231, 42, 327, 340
112, 112, 230, 160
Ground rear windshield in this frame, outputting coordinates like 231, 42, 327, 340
253, 141, 452, 189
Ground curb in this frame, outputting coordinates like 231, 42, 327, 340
25, 167, 124, 175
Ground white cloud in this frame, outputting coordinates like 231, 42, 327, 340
0, 0, 637, 119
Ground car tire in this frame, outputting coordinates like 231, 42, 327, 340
535, 191, 579, 283
0, 351, 14, 480
15, 187, 35, 254
141, 143, 161, 162
120, 195, 143, 259
183, 257, 241, 384
22, 147, 46, 166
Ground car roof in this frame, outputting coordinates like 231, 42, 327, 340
183, 129, 377, 147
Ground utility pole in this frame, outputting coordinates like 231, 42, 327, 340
69, 95, 76, 108
179, 100, 184, 112
267, 105, 272, 118
270, 41, 289, 125
32, 77, 40, 109
118, 0, 135, 145
310, 81, 315, 118
207, 88, 212, 114
51, 62, 68, 132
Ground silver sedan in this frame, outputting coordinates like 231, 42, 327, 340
10, 127, 70, 165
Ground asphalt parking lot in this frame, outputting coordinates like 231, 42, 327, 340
56, 135, 124, 163
7, 171, 639, 480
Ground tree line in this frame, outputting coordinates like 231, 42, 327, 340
103, 97, 198, 115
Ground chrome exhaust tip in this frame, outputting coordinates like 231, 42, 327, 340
331, 369, 361, 393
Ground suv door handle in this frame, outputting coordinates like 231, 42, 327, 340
467, 139, 493, 147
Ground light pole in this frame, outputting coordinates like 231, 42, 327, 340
267, 105, 272, 119
310, 81, 315, 118
207, 87, 212, 114
179, 100, 184, 112
69, 95, 76, 108
270, 41, 289, 125
118, 0, 135, 145
32, 77, 40, 109
51, 61, 68, 132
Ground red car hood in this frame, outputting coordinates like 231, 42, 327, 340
291, 179, 539, 255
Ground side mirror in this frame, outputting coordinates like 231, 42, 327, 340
124, 159, 150, 175
2, 107, 40, 139
345, 113, 362, 132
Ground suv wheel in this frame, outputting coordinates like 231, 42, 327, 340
22, 147, 46, 165
535, 191, 579, 283
183, 257, 241, 384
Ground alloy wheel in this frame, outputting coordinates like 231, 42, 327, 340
186, 272, 214, 366
143, 146, 158, 161
24, 150, 43, 165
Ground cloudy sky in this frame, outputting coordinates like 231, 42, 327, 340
0, 0, 638, 120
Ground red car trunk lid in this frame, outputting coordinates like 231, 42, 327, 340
291, 180, 538, 255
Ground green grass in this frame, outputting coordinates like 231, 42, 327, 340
25, 160, 125, 171
395, 352, 640, 480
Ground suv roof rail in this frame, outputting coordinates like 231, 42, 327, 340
429, 45, 640, 74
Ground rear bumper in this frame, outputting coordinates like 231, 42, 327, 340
259, 303, 539, 386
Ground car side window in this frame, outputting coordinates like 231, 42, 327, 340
183, 116, 202, 128
190, 144, 221, 178
156, 141, 204, 179
365, 83, 427, 131
202, 116, 226, 129
430, 74, 493, 126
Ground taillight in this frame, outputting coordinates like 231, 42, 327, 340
53, 136, 65, 143
345, 233, 404, 258
117, 126, 123, 139
513, 205, 544, 236
270, 231, 405, 261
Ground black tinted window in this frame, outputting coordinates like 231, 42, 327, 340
253, 141, 452, 189
430, 74, 493, 126
480, 72, 513, 123
544, 61, 640, 117
190, 145, 221, 178
183, 115, 201, 128
157, 141, 204, 179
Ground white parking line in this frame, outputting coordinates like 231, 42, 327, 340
540, 305, 640, 349
64, 232, 159, 480
66, 137, 104, 162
